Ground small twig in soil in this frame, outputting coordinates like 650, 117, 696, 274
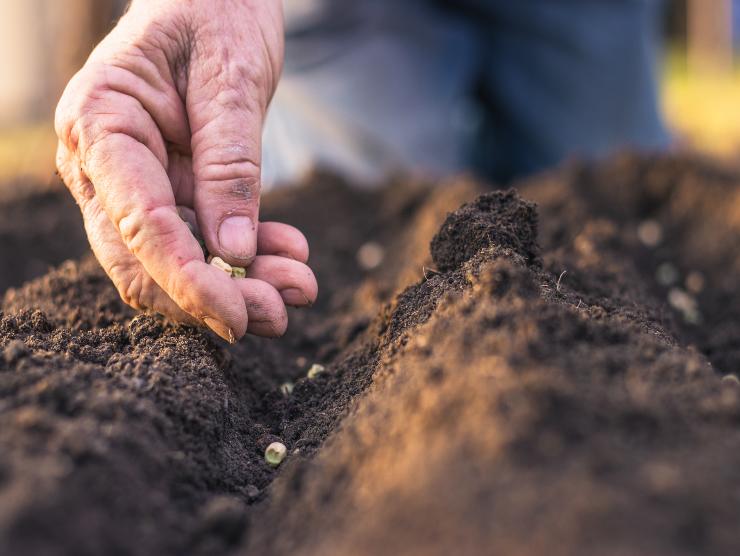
556, 270, 567, 292
423, 266, 440, 280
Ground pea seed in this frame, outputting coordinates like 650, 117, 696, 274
265, 442, 287, 467
280, 382, 294, 396
231, 266, 247, 279
307, 364, 325, 379
210, 256, 233, 275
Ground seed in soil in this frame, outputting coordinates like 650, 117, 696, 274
210, 256, 233, 275
668, 288, 701, 324
280, 382, 294, 396
265, 442, 287, 467
307, 364, 326, 379
637, 219, 663, 247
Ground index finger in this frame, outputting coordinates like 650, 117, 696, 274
84, 131, 249, 341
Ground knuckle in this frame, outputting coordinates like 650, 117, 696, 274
108, 261, 145, 310
117, 205, 171, 256
54, 70, 87, 142
199, 146, 260, 176
56, 146, 96, 207
206, 176, 260, 207
55, 146, 75, 185
197, 146, 261, 201
83, 130, 118, 175
206, 50, 268, 98
57, 67, 143, 159
213, 82, 252, 112
122, 275, 146, 310
73, 178, 97, 211
76, 113, 108, 156
57, 71, 108, 151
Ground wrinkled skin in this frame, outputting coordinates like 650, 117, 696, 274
55, 0, 317, 342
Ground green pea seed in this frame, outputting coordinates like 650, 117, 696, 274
265, 442, 287, 467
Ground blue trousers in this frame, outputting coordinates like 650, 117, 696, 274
262, 0, 668, 187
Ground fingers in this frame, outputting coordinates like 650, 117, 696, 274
59, 140, 294, 341
172, 213, 315, 309
56, 80, 169, 170
83, 131, 249, 342
168, 151, 195, 207
176, 216, 309, 262
257, 222, 310, 263
245, 256, 318, 308
56, 142, 199, 326
236, 279, 289, 338
188, 63, 266, 268
175, 211, 315, 309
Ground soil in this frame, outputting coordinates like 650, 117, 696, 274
0, 183, 87, 293
1, 153, 740, 556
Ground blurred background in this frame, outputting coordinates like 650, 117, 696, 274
0, 0, 127, 193
0, 0, 737, 303
1, 0, 740, 190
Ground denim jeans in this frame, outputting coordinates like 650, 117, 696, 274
262, 0, 668, 187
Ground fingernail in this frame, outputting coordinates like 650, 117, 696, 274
218, 216, 256, 262
204, 317, 235, 344
281, 288, 311, 307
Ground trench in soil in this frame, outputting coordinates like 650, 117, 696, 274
1, 153, 740, 555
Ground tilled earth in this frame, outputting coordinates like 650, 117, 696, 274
1, 154, 740, 556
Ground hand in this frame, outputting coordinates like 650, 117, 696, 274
55, 0, 317, 342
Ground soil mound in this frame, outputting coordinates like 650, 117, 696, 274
1, 154, 740, 555
431, 189, 540, 272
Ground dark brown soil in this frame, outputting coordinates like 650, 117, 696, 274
0, 183, 87, 293
430, 189, 541, 272
1, 154, 740, 556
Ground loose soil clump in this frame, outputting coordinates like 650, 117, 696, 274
1, 154, 740, 555
430, 189, 540, 272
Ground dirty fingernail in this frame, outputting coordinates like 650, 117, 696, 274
218, 216, 256, 262
203, 317, 235, 344
281, 288, 311, 307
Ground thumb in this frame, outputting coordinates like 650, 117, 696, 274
189, 74, 268, 267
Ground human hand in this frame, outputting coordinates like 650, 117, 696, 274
55, 0, 317, 342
